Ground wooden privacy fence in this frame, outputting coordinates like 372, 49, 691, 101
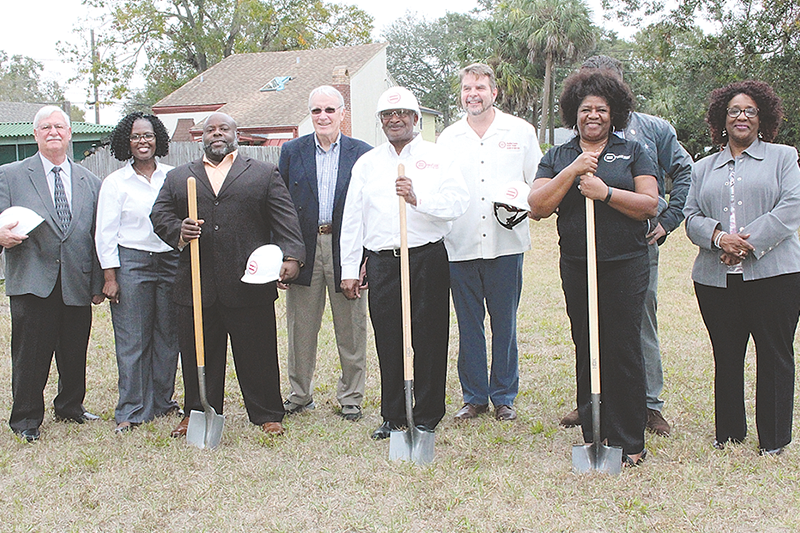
80, 142, 282, 177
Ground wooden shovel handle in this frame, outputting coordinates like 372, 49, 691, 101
187, 177, 206, 367
585, 193, 600, 395
398, 164, 414, 380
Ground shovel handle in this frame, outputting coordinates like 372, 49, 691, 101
585, 193, 600, 395
187, 177, 206, 368
398, 164, 414, 380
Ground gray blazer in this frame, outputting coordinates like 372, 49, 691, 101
684, 139, 800, 287
0, 154, 103, 305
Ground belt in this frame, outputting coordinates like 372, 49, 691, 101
318, 224, 332, 235
374, 239, 443, 258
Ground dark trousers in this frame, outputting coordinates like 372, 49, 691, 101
695, 273, 800, 450
9, 277, 92, 432
367, 241, 450, 429
177, 301, 284, 425
561, 254, 648, 456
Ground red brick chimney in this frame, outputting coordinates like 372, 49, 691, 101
331, 66, 352, 136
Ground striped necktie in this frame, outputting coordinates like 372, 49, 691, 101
52, 166, 71, 232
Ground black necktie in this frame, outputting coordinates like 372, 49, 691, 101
52, 166, 71, 232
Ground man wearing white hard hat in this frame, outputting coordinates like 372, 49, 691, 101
340, 87, 469, 439
438, 63, 542, 423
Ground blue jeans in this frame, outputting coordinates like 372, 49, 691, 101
450, 253, 523, 407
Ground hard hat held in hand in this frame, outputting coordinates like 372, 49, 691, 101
0, 206, 45, 236
241, 244, 283, 284
493, 181, 531, 230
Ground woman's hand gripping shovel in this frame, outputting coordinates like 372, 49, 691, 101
388, 164, 435, 465
571, 189, 622, 474
185, 177, 225, 449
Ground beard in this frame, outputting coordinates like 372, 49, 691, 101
204, 139, 237, 162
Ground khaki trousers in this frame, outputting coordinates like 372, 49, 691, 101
285, 233, 367, 407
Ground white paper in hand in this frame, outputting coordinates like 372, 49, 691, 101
0, 206, 45, 236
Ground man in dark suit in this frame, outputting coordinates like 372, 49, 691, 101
279, 86, 372, 421
0, 105, 104, 442
151, 112, 304, 437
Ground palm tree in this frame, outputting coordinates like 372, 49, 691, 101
508, 0, 597, 144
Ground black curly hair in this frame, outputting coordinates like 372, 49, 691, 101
706, 80, 783, 146
559, 69, 635, 134
110, 112, 170, 162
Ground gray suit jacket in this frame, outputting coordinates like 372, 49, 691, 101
0, 154, 103, 305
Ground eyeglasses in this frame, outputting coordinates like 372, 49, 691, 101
130, 132, 156, 142
310, 106, 342, 115
380, 109, 411, 120
37, 123, 68, 132
727, 106, 759, 119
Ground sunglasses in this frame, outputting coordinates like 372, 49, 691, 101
310, 106, 343, 115
380, 109, 411, 120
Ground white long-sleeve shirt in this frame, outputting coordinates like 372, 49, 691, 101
339, 134, 469, 280
437, 109, 542, 261
95, 161, 174, 269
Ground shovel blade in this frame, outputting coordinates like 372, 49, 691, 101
186, 408, 225, 450
572, 443, 622, 475
389, 428, 435, 465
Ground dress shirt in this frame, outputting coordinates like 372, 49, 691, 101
684, 139, 800, 287
315, 132, 341, 225
339, 134, 469, 280
437, 109, 542, 261
96, 161, 174, 269
203, 150, 237, 194
39, 152, 72, 206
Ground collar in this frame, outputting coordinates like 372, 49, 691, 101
713, 138, 766, 169
203, 149, 238, 167
383, 132, 422, 157
39, 152, 70, 176
314, 132, 341, 152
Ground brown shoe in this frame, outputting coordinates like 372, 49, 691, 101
170, 417, 189, 438
495, 405, 517, 421
646, 408, 671, 437
261, 422, 285, 436
454, 403, 489, 421
560, 408, 580, 427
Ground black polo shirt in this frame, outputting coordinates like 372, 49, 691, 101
535, 135, 658, 262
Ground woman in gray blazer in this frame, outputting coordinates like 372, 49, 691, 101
684, 80, 800, 456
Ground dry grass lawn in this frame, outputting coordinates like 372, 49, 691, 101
0, 216, 798, 532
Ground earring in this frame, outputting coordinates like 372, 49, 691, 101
722, 130, 727, 137
758, 131, 763, 139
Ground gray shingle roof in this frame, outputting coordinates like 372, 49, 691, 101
153, 43, 387, 129
0, 102, 46, 123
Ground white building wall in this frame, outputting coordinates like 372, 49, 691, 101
350, 47, 392, 147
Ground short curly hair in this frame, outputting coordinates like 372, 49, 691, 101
110, 112, 170, 161
706, 80, 783, 146
559, 69, 634, 133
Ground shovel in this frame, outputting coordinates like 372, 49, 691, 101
388, 164, 435, 465
185, 177, 225, 450
571, 194, 622, 475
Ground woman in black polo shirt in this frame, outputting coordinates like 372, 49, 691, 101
528, 70, 658, 466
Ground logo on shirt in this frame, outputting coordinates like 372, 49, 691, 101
498, 141, 521, 150
603, 153, 632, 163
416, 160, 439, 170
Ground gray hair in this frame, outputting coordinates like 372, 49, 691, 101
33, 105, 71, 129
459, 63, 497, 90
581, 56, 624, 80
308, 85, 345, 110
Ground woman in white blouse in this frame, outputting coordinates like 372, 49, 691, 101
96, 113, 181, 433
684, 80, 800, 456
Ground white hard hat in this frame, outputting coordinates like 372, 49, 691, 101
241, 244, 283, 284
376, 87, 421, 118
493, 181, 531, 230
0, 206, 45, 236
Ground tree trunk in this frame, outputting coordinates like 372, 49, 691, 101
538, 55, 553, 145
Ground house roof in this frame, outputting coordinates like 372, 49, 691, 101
153, 43, 388, 129
0, 122, 115, 139
0, 102, 46, 122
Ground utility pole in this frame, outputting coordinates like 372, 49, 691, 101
91, 29, 100, 124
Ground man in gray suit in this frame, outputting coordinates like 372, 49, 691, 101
0, 105, 104, 442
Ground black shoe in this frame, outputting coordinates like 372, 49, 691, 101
283, 399, 315, 415
56, 411, 100, 424
16, 428, 40, 442
371, 421, 400, 440
622, 449, 647, 467
760, 447, 785, 456
340, 405, 362, 422
415, 424, 435, 433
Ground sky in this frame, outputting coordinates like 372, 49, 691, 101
1, 0, 611, 124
